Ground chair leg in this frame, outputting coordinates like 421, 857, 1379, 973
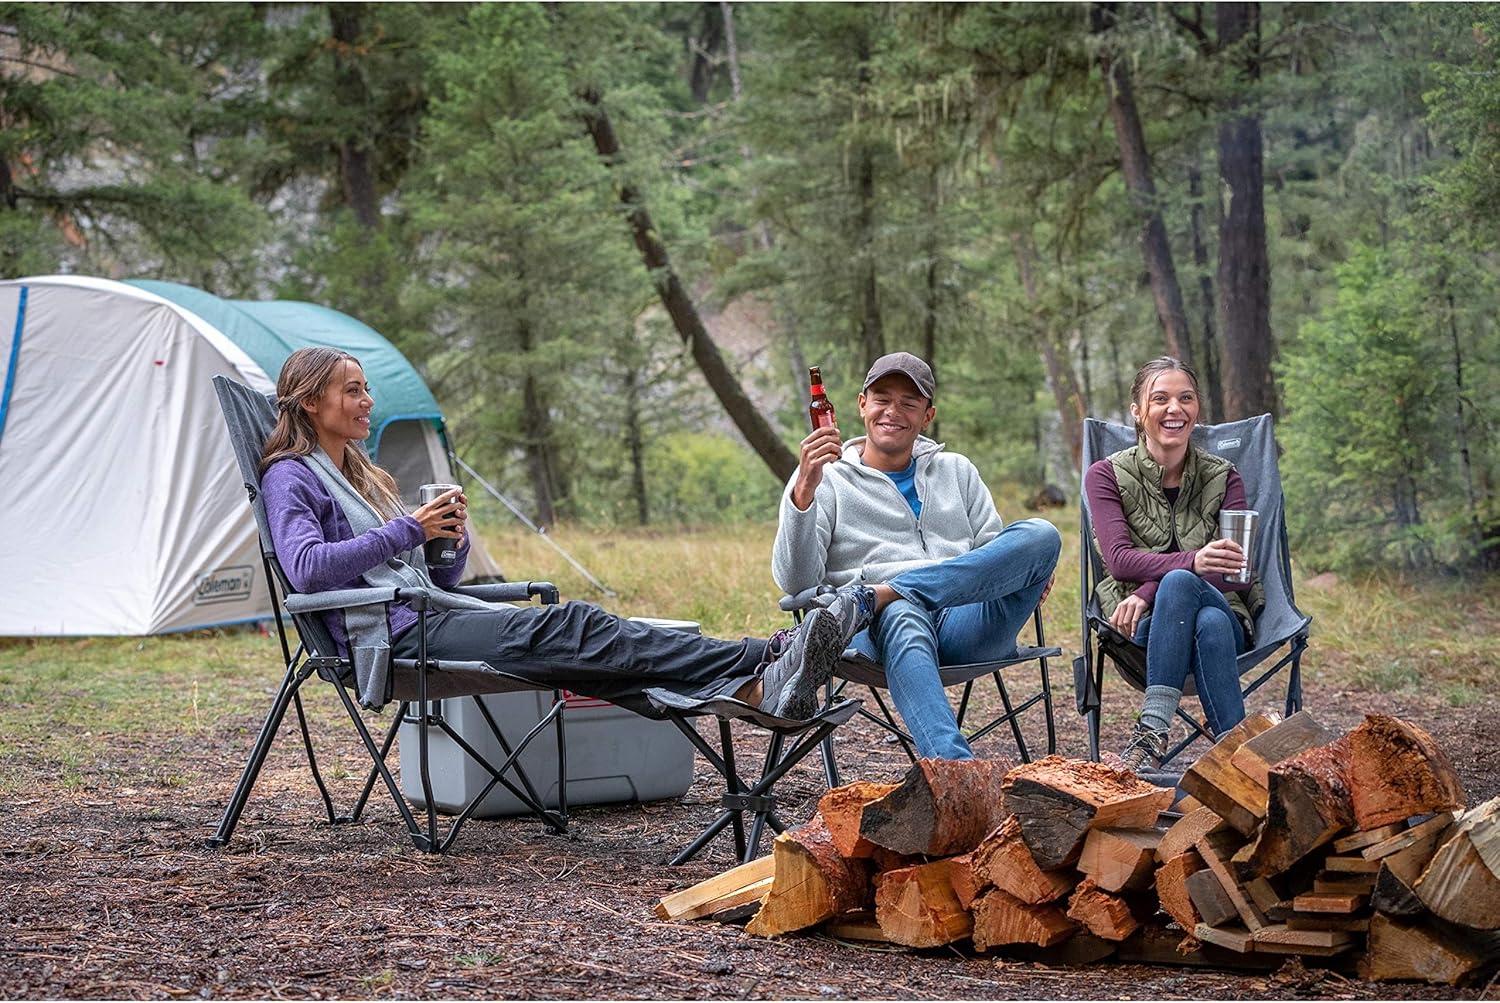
868, 687, 918, 762
328, 679, 432, 851
206, 660, 315, 849
290, 687, 337, 824
347, 706, 405, 823
989, 671, 1030, 763
1033, 609, 1057, 755
818, 678, 842, 790
745, 733, 785, 862
719, 718, 748, 861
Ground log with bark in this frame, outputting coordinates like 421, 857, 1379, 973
819, 781, 898, 859
971, 888, 1078, 951
972, 815, 1074, 904
1246, 735, 1354, 876
1002, 756, 1173, 870
859, 758, 1010, 857
1361, 913, 1500, 985
873, 858, 973, 948
1229, 710, 1333, 788
1412, 795, 1499, 930
1066, 877, 1141, 941
1346, 715, 1465, 831
1370, 813, 1460, 917
746, 818, 869, 937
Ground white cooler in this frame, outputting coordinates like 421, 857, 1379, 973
398, 617, 698, 817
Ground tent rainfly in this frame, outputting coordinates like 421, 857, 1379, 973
0, 275, 503, 636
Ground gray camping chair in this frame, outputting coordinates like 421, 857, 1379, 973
1075, 414, 1311, 766
208, 376, 568, 854
780, 588, 1059, 783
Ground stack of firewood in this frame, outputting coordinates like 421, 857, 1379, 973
656, 712, 1500, 986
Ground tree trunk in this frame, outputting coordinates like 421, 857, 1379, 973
1092, 2, 1194, 366
1187, 163, 1225, 420
855, 38, 884, 367
328, 4, 382, 232
1013, 229, 1086, 468
1446, 289, 1487, 562
516, 317, 559, 528
922, 164, 941, 439
1215, 1, 1276, 419
622, 354, 649, 525
579, 87, 797, 482
686, 2, 725, 105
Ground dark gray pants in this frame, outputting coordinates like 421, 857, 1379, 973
392, 601, 769, 717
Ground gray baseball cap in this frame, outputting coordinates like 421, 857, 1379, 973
861, 352, 935, 400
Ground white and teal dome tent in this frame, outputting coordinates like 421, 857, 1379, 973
0, 275, 503, 635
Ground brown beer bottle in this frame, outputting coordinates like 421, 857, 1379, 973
808, 366, 837, 430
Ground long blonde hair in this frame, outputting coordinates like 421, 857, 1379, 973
260, 347, 403, 517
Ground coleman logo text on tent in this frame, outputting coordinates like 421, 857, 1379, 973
193, 566, 255, 606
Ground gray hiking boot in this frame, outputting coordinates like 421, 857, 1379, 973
1119, 719, 1171, 774
816, 583, 877, 647
758, 607, 841, 719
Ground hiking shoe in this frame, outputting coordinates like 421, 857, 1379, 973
816, 583, 877, 647
758, 607, 841, 719
1119, 720, 1170, 774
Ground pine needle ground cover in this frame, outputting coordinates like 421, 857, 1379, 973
1, 509, 1495, 998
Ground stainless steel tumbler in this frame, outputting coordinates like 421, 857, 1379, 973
1217, 509, 1258, 585
418, 482, 462, 568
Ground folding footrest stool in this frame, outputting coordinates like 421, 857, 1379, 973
645, 689, 860, 865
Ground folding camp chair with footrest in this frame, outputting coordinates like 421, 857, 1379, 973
207, 375, 570, 854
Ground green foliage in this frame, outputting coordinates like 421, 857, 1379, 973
1281, 241, 1491, 570
641, 431, 782, 526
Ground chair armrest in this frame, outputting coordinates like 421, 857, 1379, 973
451, 581, 561, 606
778, 585, 834, 612
284, 585, 414, 614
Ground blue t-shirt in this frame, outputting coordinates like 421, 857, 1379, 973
884, 458, 922, 519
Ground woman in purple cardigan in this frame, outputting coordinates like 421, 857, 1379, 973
258, 346, 842, 721
1084, 358, 1263, 772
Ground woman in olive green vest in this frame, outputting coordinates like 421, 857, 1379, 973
1083, 358, 1264, 771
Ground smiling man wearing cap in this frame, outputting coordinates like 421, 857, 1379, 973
771, 351, 1062, 761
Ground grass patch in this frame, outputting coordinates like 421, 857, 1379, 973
1, 497, 1496, 796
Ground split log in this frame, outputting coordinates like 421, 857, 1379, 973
1155, 850, 1205, 934
946, 853, 984, 910
1194, 923, 1254, 953
1251, 923, 1355, 956
970, 888, 1078, 950
1002, 756, 1173, 870
655, 855, 774, 921
1362, 913, 1500, 985
1156, 806, 1228, 863
1324, 855, 1381, 874
1066, 877, 1140, 941
1245, 877, 1287, 917
1179, 713, 1276, 835
873, 858, 973, 948
1362, 810, 1459, 862
1117, 923, 1279, 970
1229, 710, 1333, 788
972, 815, 1074, 904
746, 818, 869, 937
1185, 869, 1238, 927
818, 781, 898, 859
1413, 795, 1500, 930
1246, 735, 1354, 877
1347, 715, 1466, 831
1332, 821, 1407, 854
859, 758, 1010, 856
1197, 832, 1268, 931
1080, 827, 1161, 892
1291, 892, 1367, 914
1314, 873, 1376, 895
1371, 813, 1459, 917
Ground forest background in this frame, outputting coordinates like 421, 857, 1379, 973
3, 1, 1496, 575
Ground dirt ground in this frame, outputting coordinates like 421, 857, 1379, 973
4, 668, 1498, 1000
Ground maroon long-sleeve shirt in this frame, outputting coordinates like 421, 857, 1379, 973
1083, 458, 1252, 607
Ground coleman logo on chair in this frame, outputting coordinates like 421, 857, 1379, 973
192, 566, 255, 605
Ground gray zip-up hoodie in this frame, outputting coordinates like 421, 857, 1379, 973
772, 435, 1004, 595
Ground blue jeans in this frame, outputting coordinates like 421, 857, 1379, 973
850, 518, 1062, 760
1130, 568, 1249, 736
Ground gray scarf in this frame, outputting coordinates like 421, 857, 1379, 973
301, 448, 494, 709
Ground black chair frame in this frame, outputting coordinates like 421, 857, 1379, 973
208, 536, 571, 855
